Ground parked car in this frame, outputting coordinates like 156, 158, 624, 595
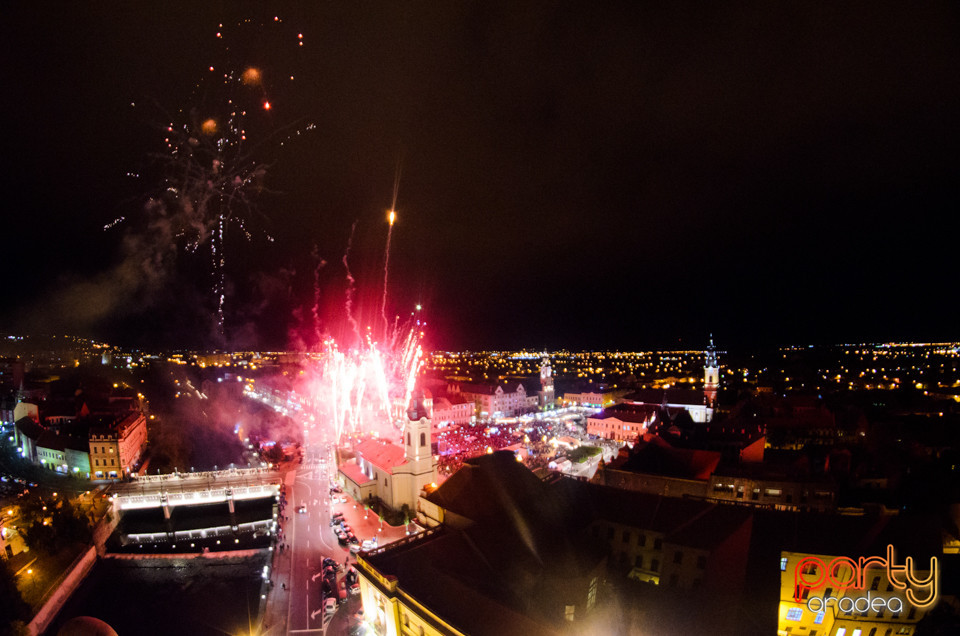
297, 504, 307, 514
325, 597, 337, 614
322, 557, 340, 570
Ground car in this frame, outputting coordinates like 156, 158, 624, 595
338, 496, 348, 503
338, 535, 349, 546
347, 534, 359, 545
341, 524, 351, 533
325, 597, 337, 614
349, 543, 361, 553
297, 504, 307, 514
361, 538, 378, 551
350, 581, 360, 595
322, 557, 339, 569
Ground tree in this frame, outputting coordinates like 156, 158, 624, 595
0, 561, 30, 635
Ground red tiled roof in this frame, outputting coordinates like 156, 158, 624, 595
355, 438, 407, 474
340, 460, 373, 486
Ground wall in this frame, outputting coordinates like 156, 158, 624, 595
28, 546, 97, 636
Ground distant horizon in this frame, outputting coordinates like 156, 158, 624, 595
2, 330, 958, 356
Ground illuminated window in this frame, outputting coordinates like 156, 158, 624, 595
815, 610, 825, 624
781, 557, 788, 571
786, 607, 803, 621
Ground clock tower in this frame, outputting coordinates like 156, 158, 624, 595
704, 335, 719, 408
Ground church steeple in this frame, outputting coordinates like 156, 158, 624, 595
704, 334, 719, 408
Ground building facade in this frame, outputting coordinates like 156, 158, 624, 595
451, 381, 532, 419
89, 411, 147, 480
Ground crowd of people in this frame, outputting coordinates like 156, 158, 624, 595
434, 419, 566, 477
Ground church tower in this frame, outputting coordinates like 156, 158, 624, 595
540, 356, 555, 410
704, 335, 719, 408
401, 394, 438, 512
405, 395, 432, 463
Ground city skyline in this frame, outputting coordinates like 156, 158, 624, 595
3, 3, 958, 352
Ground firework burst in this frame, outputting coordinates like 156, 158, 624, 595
120, 15, 315, 338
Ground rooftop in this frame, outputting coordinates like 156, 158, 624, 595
355, 438, 407, 474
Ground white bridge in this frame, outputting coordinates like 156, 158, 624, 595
112, 467, 282, 515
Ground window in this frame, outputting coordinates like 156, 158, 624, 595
587, 577, 598, 610
634, 555, 643, 569
420, 433, 425, 447
651, 558, 659, 572
407, 433, 411, 446
908, 608, 916, 620
785, 607, 803, 621
765, 488, 782, 496
837, 630, 846, 636
814, 610, 825, 624
851, 630, 861, 636
638, 534, 646, 547
673, 551, 683, 564
622, 530, 630, 543
781, 557, 788, 571
871, 576, 880, 591
564, 605, 575, 622
696, 555, 707, 569
654, 538, 662, 550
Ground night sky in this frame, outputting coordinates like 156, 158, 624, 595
3, 2, 959, 352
